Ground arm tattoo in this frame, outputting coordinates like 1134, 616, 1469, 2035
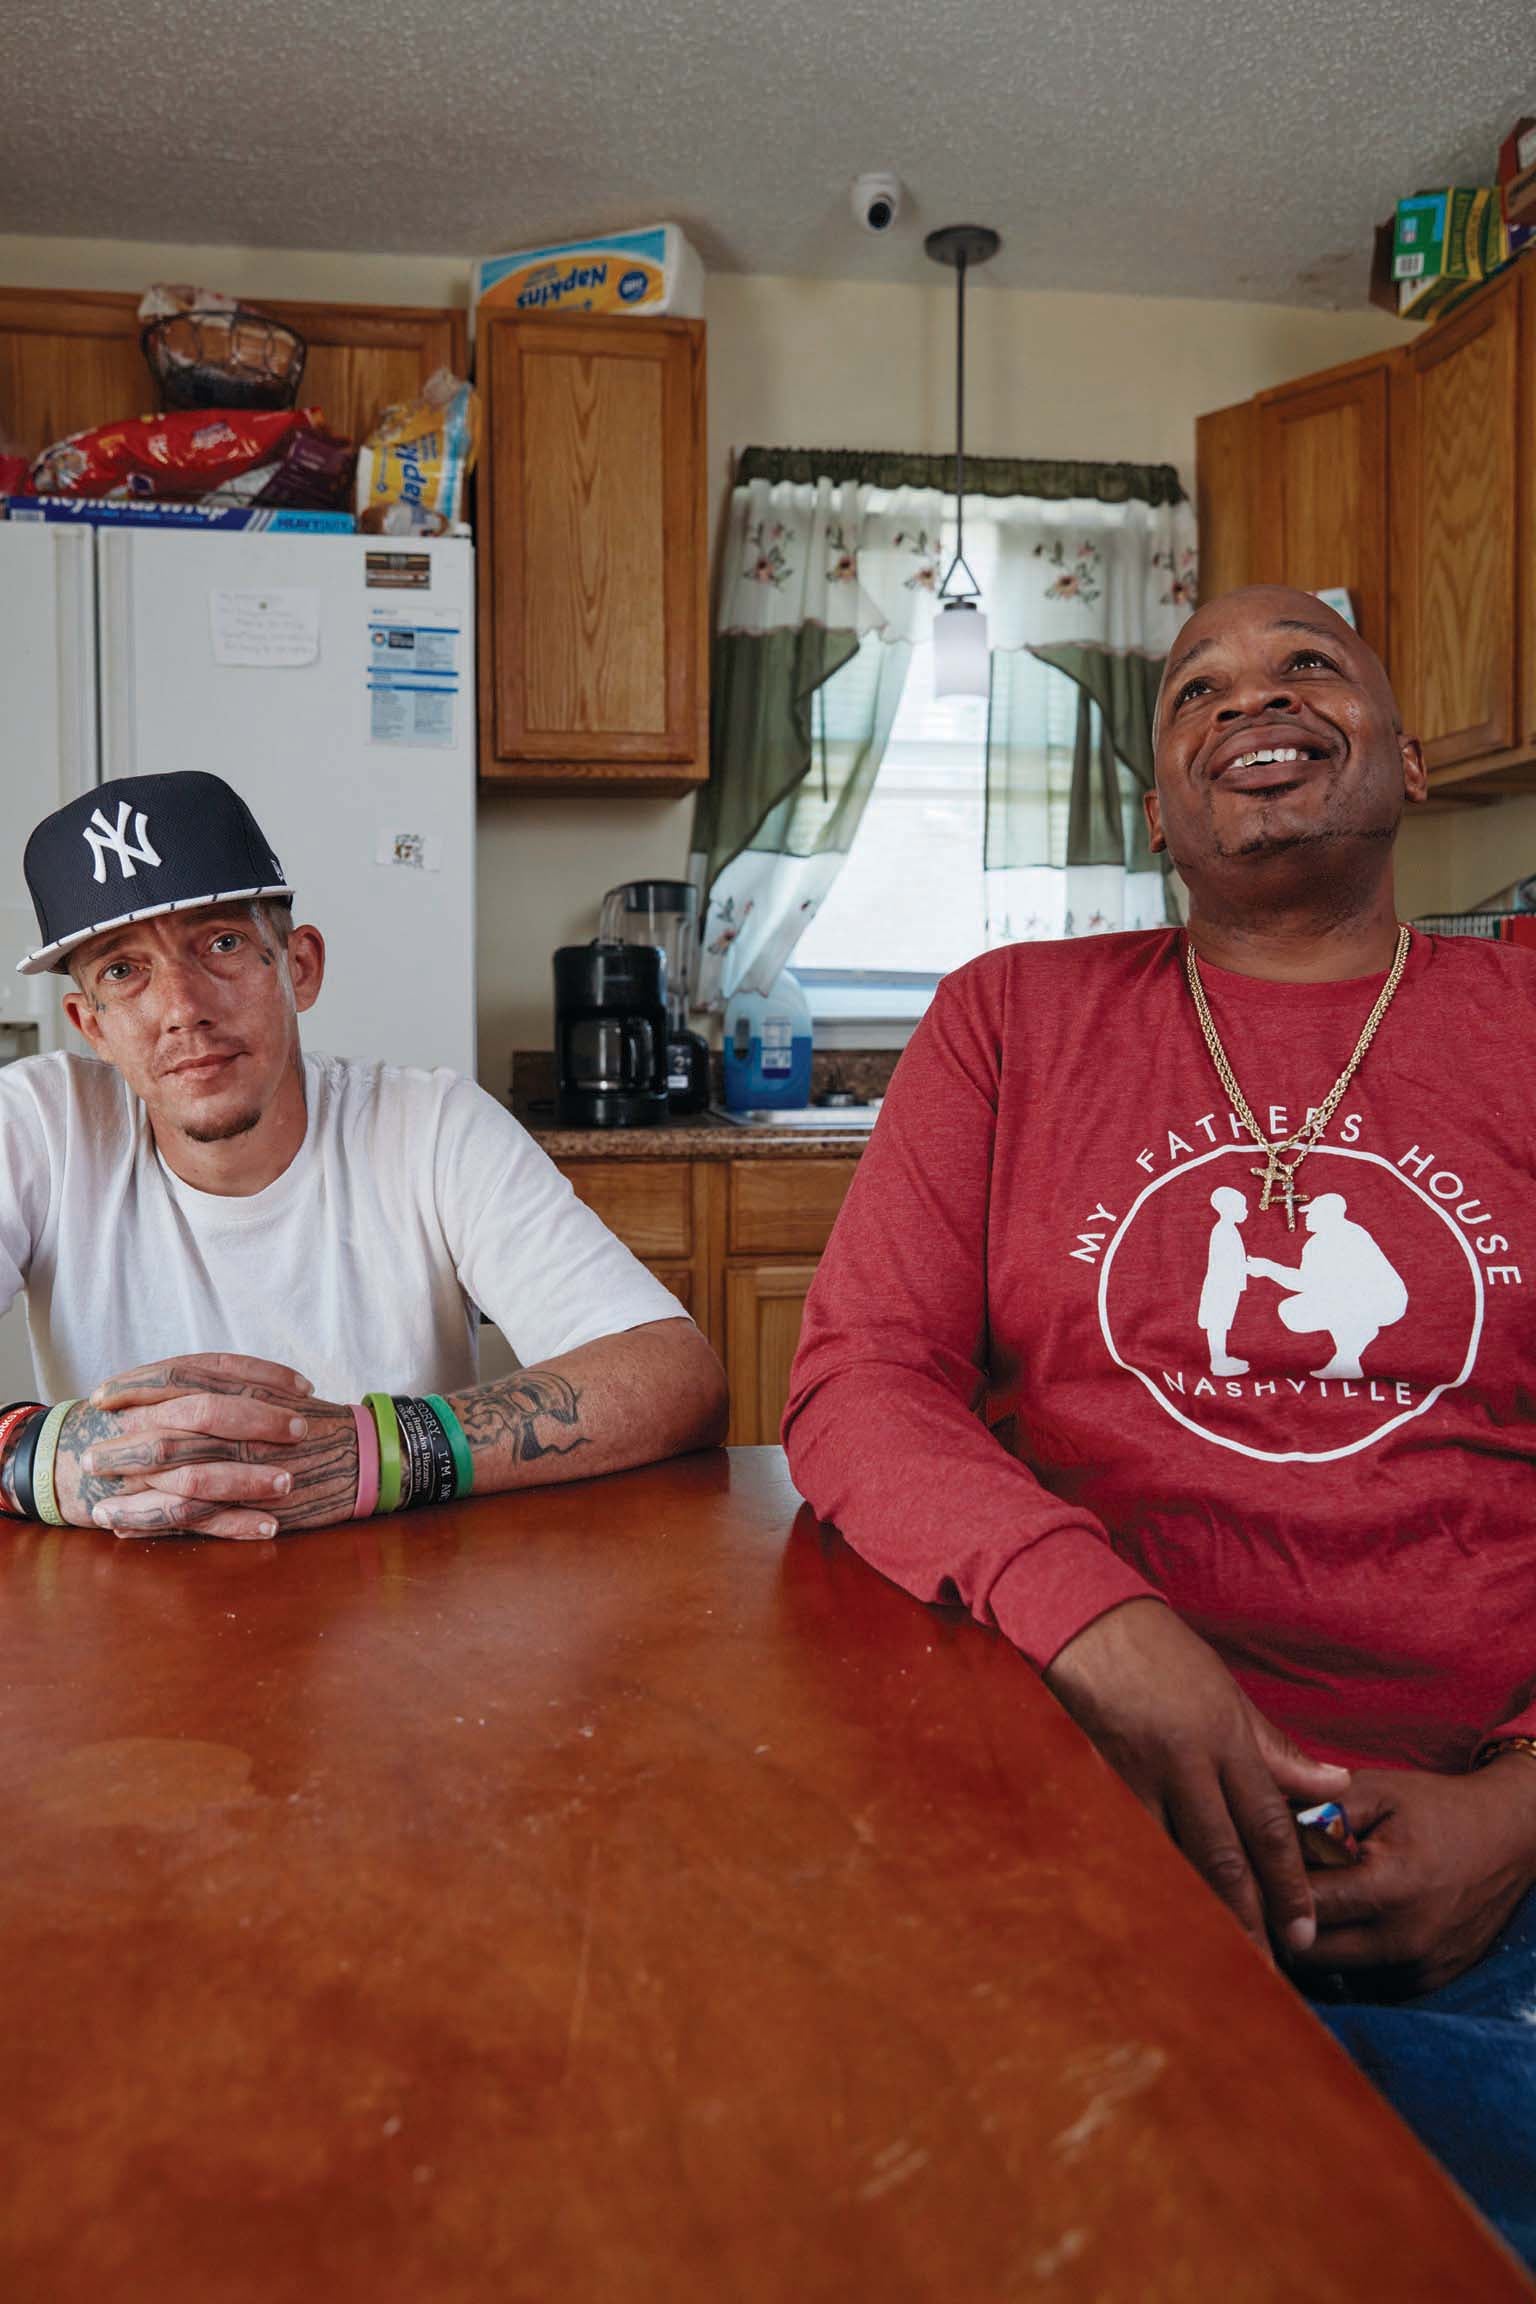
57, 1400, 124, 1519
453, 1371, 589, 1468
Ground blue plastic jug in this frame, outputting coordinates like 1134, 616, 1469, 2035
723, 969, 814, 1112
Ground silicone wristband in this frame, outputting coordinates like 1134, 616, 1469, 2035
33, 1400, 79, 1528
9, 1406, 47, 1521
394, 1396, 456, 1508
425, 1395, 475, 1499
392, 1396, 426, 1508
351, 1404, 379, 1520
393, 1403, 416, 1511
0, 1403, 44, 1517
365, 1392, 402, 1515
390, 1396, 425, 1509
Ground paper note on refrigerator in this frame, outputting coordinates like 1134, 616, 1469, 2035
211, 587, 320, 667
367, 615, 460, 749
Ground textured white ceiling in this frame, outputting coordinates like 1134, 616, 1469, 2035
3, 0, 1532, 306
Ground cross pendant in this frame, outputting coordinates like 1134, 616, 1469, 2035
1251, 1151, 1306, 1230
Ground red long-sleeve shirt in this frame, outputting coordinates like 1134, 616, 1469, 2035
783, 929, 1536, 1772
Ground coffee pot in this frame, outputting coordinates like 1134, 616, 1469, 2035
552, 941, 669, 1128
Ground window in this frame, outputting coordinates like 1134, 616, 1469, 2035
793, 631, 1086, 1021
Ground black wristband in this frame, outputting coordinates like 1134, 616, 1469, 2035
392, 1395, 457, 1510
9, 1406, 48, 1520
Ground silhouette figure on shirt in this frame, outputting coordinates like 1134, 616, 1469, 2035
1245, 1192, 1409, 1380
1200, 1185, 1252, 1375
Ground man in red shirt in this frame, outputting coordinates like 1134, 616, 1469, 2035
784, 585, 1536, 2261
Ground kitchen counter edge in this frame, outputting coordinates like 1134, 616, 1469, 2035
515, 1110, 873, 1161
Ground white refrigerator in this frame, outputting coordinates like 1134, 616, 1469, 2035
0, 519, 478, 1393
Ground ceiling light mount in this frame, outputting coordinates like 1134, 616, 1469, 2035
923, 224, 1001, 271
924, 223, 1001, 695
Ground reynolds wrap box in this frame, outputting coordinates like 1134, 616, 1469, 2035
472, 224, 704, 332
5, 496, 354, 533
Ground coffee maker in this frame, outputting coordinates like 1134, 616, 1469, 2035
598, 881, 712, 1115
553, 941, 669, 1128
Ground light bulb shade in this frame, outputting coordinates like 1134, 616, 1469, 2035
932, 600, 990, 697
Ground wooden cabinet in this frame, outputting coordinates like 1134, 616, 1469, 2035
478, 315, 708, 793
1389, 271, 1520, 770
1193, 401, 1258, 606
1256, 358, 1391, 658
725, 1264, 822, 1447
1196, 252, 1536, 795
561, 1159, 694, 1259
727, 1161, 856, 1257
553, 1150, 860, 1446
1521, 262, 1536, 759
0, 286, 465, 462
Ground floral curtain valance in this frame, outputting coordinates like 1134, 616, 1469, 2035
719, 472, 1196, 661
720, 478, 948, 645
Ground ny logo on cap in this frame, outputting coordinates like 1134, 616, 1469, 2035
83, 801, 163, 885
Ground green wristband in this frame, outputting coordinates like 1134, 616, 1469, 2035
33, 1399, 79, 1528
365, 1392, 403, 1515
424, 1395, 474, 1498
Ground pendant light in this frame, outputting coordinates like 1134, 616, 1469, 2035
925, 223, 1001, 697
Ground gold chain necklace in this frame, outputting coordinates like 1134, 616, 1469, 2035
1183, 925, 1412, 1230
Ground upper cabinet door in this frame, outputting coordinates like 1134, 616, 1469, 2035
1194, 400, 1259, 603
1390, 272, 1519, 771
1255, 358, 1392, 658
1516, 263, 1536, 758
0, 285, 465, 461
480, 315, 708, 792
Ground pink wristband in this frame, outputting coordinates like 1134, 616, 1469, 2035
351, 1402, 380, 1520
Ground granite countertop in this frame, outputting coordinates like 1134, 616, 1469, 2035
516, 1105, 876, 1160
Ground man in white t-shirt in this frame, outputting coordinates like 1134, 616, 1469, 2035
0, 770, 726, 1537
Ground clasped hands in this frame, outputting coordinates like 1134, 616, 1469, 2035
53, 1352, 359, 1541
1045, 1598, 1536, 1995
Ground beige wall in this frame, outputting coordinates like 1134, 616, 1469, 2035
12, 233, 1519, 1074
1395, 795, 1536, 921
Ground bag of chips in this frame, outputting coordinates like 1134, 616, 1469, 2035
31, 408, 323, 499
355, 369, 480, 535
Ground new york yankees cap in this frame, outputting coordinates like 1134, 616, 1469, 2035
18, 771, 293, 976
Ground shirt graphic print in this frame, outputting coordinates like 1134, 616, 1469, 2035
1098, 1137, 1482, 1463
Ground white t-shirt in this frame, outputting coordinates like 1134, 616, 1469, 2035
0, 1051, 687, 1402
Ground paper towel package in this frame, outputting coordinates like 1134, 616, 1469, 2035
473, 226, 704, 329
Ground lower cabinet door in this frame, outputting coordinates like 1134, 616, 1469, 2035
644, 1261, 694, 1318
725, 1262, 821, 1446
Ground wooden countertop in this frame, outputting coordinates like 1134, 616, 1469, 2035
518, 1105, 874, 1160
2, 1450, 1524, 2303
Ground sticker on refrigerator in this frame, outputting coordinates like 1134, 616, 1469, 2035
376, 828, 445, 873
369, 620, 458, 674
365, 550, 432, 590
366, 614, 460, 749
211, 587, 320, 667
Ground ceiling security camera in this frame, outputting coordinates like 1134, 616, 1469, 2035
852, 173, 903, 234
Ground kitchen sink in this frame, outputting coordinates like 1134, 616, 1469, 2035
710, 1103, 882, 1129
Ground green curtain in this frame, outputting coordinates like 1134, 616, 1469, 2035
985, 652, 1158, 876
692, 627, 909, 895
1032, 642, 1165, 806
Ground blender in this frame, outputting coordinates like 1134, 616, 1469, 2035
598, 880, 712, 1114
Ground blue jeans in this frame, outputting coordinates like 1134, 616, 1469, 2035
1300, 1888, 1536, 2269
